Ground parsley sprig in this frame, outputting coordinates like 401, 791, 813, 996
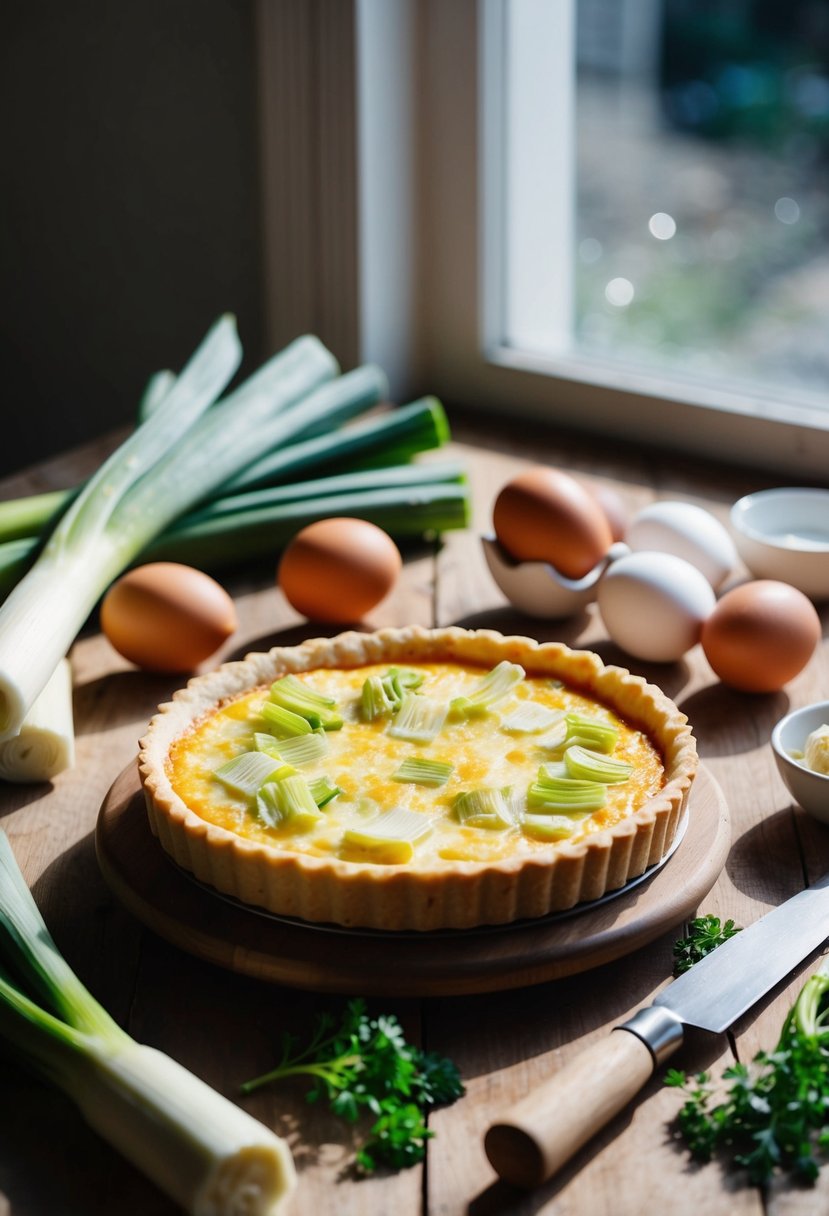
666, 958, 829, 1185
672, 915, 742, 976
241, 999, 464, 1173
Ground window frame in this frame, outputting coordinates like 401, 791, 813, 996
257, 0, 829, 480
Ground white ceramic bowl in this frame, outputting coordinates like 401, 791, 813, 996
731, 488, 829, 600
771, 700, 829, 823
481, 536, 629, 619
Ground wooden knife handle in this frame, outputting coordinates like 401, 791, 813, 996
484, 1026, 664, 1189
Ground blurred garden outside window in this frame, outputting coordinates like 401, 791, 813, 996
473, 0, 829, 474
259, 0, 829, 477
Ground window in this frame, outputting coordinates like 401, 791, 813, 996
260, 1, 829, 477
417, 0, 829, 477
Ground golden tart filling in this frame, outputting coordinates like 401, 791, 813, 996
139, 627, 696, 930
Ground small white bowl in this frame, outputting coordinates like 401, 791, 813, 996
771, 701, 829, 822
482, 536, 629, 619
731, 488, 829, 600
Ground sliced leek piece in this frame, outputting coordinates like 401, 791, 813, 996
256, 775, 323, 831
307, 775, 341, 808
537, 718, 568, 751
260, 702, 313, 738
564, 745, 633, 784
537, 760, 568, 781
452, 787, 516, 830
253, 731, 282, 756
214, 752, 284, 798
269, 675, 342, 730
362, 668, 426, 722
387, 692, 447, 744
392, 757, 454, 787
361, 674, 396, 722
342, 807, 431, 863
522, 813, 588, 841
564, 712, 618, 754
527, 776, 607, 813
383, 667, 424, 706
448, 661, 525, 720
500, 704, 564, 735
274, 732, 329, 768
0, 658, 74, 783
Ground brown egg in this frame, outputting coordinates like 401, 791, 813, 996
584, 481, 629, 543
278, 518, 402, 623
101, 563, 237, 672
701, 579, 821, 693
492, 467, 614, 579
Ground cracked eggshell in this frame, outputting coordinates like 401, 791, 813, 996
625, 501, 737, 589
482, 536, 628, 618
597, 551, 717, 662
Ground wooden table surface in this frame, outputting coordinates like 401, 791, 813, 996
1, 413, 827, 1216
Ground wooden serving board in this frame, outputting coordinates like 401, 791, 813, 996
95, 763, 729, 997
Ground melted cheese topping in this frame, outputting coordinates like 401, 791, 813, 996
167, 662, 664, 867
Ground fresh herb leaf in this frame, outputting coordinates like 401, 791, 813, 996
667, 959, 829, 1186
357, 1103, 433, 1172
672, 915, 742, 976
240, 998, 464, 1173
415, 1049, 465, 1107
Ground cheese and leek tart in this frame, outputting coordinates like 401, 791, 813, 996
138, 627, 696, 931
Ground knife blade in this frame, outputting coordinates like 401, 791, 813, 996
484, 873, 829, 1189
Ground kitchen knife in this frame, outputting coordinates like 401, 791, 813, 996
484, 873, 829, 1188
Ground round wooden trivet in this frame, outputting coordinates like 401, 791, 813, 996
95, 763, 729, 997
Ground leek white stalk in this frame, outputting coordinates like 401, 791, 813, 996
0, 318, 339, 743
0, 830, 296, 1215
0, 659, 74, 782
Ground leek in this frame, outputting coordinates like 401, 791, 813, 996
563, 713, 618, 754
499, 704, 564, 735
184, 460, 465, 524
0, 490, 68, 545
145, 477, 469, 571
260, 702, 315, 738
137, 368, 178, 421
0, 318, 340, 742
362, 668, 424, 722
563, 745, 633, 784
527, 776, 608, 812
269, 732, 330, 769
361, 675, 397, 722
256, 776, 323, 831
253, 732, 283, 756
0, 830, 296, 1215
392, 757, 454, 787
387, 693, 447, 744
522, 813, 587, 841
0, 395, 449, 559
307, 775, 341, 808
0, 464, 469, 595
215, 752, 286, 798
342, 807, 431, 862
268, 676, 342, 731
452, 788, 517, 830
0, 659, 74, 783
449, 662, 525, 721
220, 395, 450, 493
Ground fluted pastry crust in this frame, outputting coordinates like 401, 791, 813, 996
138, 627, 697, 931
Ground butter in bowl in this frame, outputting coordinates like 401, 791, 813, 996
771, 701, 829, 823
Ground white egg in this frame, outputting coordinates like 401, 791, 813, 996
597, 551, 716, 662
625, 501, 737, 589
